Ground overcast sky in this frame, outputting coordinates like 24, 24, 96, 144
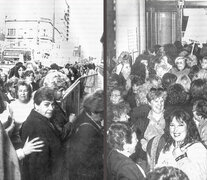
0, 0, 103, 60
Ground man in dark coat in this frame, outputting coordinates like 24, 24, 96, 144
21, 87, 64, 180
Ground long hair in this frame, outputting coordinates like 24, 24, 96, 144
163, 108, 201, 152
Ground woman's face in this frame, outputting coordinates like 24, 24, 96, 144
18, 85, 29, 103
170, 117, 187, 143
9, 84, 16, 97
25, 73, 34, 84
35, 100, 54, 118
150, 97, 165, 114
18, 67, 24, 77
176, 59, 186, 71
110, 90, 121, 104
201, 59, 207, 70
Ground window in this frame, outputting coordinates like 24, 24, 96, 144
7, 29, 16, 36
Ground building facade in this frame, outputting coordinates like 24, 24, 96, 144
2, 0, 71, 66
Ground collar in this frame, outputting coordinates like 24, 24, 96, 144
147, 110, 165, 128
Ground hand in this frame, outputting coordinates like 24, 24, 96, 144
22, 137, 44, 156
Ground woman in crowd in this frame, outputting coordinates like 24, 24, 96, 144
141, 88, 167, 152
109, 86, 125, 105
13, 64, 26, 79
66, 90, 104, 180
43, 71, 74, 142
107, 100, 131, 130
107, 86, 128, 127
156, 108, 207, 180
9, 80, 34, 149
0, 89, 44, 179
21, 87, 64, 180
24, 70, 39, 91
107, 122, 146, 180
170, 56, 190, 78
0, 71, 8, 93
124, 75, 145, 109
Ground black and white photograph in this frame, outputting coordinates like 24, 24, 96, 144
1, 0, 207, 180
0, 0, 103, 179
106, 0, 207, 180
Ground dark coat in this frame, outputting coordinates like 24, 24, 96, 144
107, 149, 145, 180
130, 104, 151, 162
124, 89, 137, 110
50, 100, 73, 142
65, 110, 103, 180
21, 109, 64, 180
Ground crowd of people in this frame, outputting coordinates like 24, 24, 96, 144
107, 41, 207, 180
0, 60, 104, 180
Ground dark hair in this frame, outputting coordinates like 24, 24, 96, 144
146, 166, 189, 180
193, 99, 207, 119
166, 83, 188, 105
163, 43, 178, 62
147, 88, 167, 102
109, 86, 125, 99
14, 64, 26, 78
34, 87, 55, 105
23, 70, 34, 78
83, 90, 104, 114
189, 79, 205, 101
107, 122, 134, 151
112, 101, 131, 119
174, 40, 183, 53
15, 80, 32, 101
131, 75, 145, 86
163, 109, 201, 152
161, 73, 177, 90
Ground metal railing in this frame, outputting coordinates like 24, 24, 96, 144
62, 73, 98, 117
